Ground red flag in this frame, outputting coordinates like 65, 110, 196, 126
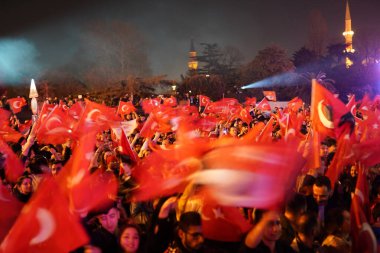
0, 184, 23, 243
288, 97, 303, 112
301, 131, 321, 172
311, 81, 350, 139
256, 117, 275, 143
163, 96, 178, 107
245, 97, 257, 106
0, 178, 89, 253
75, 99, 120, 135
325, 128, 355, 188
0, 124, 23, 143
238, 107, 253, 124
139, 114, 158, 138
350, 164, 377, 253
0, 138, 24, 182
36, 105, 72, 144
219, 98, 239, 106
199, 95, 211, 107
7, 97, 27, 114
0, 108, 11, 124
189, 143, 303, 208
141, 98, 161, 113
256, 97, 271, 111
346, 94, 357, 117
263, 91, 277, 101
68, 101, 84, 120
201, 201, 251, 242
117, 101, 136, 116
34, 102, 55, 132
120, 128, 138, 162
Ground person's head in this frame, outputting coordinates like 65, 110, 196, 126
295, 213, 319, 238
313, 176, 332, 206
350, 164, 358, 178
178, 212, 204, 252
96, 205, 120, 234
285, 194, 307, 223
299, 175, 316, 196
262, 210, 282, 243
16, 175, 32, 195
229, 127, 238, 137
119, 223, 141, 253
325, 208, 351, 236
50, 160, 63, 176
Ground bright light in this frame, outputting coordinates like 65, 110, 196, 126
172, 85, 177, 91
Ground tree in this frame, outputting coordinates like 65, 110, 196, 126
75, 20, 151, 89
293, 47, 319, 72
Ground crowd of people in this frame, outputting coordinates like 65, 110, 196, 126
0, 87, 380, 253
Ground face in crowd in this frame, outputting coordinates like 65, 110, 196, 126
263, 212, 282, 243
18, 177, 32, 195
97, 207, 120, 234
313, 184, 330, 206
119, 226, 140, 253
179, 224, 204, 252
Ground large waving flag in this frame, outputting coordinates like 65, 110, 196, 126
256, 97, 271, 111
0, 178, 89, 253
199, 95, 211, 107
311, 80, 351, 139
117, 101, 136, 116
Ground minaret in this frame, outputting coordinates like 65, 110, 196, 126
188, 39, 198, 71
343, 0, 354, 67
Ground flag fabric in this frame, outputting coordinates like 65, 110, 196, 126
75, 99, 120, 136
201, 201, 251, 242
288, 97, 303, 112
0, 178, 89, 253
199, 95, 211, 107
0, 138, 24, 182
120, 128, 138, 162
68, 101, 84, 120
110, 119, 138, 140
263, 91, 277, 101
325, 128, 355, 189
163, 96, 178, 107
117, 101, 136, 116
141, 98, 161, 113
350, 164, 377, 253
256, 98, 271, 111
311, 80, 350, 139
256, 117, 275, 143
189, 143, 303, 208
245, 97, 257, 106
139, 114, 158, 138
0, 124, 23, 143
7, 97, 27, 114
0, 184, 23, 243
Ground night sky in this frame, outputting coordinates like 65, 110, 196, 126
0, 0, 379, 82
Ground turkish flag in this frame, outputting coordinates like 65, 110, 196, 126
36, 105, 72, 144
245, 97, 257, 106
0, 184, 23, 243
350, 164, 377, 253
288, 97, 303, 112
0, 124, 23, 143
198, 95, 211, 107
239, 107, 253, 124
0, 138, 24, 182
68, 101, 84, 120
120, 128, 138, 162
256, 117, 275, 143
117, 101, 136, 116
7, 97, 27, 114
311, 81, 350, 139
197, 115, 219, 132
353, 138, 380, 167
0, 178, 89, 253
141, 98, 161, 113
75, 99, 120, 135
256, 98, 271, 111
34, 102, 55, 133
163, 96, 178, 107
189, 143, 304, 208
346, 94, 357, 117
263, 91, 277, 101
139, 114, 158, 138
0, 108, 11, 124
325, 128, 355, 189
201, 200, 251, 242
219, 98, 239, 106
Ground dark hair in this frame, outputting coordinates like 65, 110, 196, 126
372, 203, 380, 221
314, 176, 332, 191
178, 211, 202, 232
296, 213, 318, 237
286, 194, 307, 216
119, 222, 142, 240
16, 175, 32, 186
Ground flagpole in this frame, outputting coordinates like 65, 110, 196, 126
310, 79, 316, 124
